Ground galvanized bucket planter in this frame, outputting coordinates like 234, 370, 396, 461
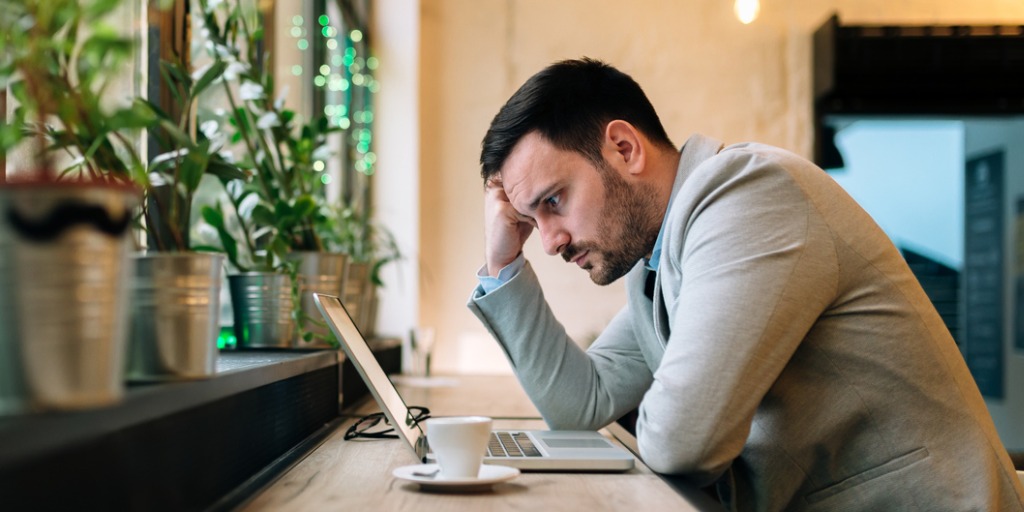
0, 182, 138, 414
228, 272, 294, 349
342, 261, 375, 336
127, 252, 224, 380
290, 251, 347, 348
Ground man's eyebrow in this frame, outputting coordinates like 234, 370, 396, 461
526, 184, 559, 213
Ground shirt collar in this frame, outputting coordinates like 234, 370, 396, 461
643, 134, 725, 273
645, 211, 669, 272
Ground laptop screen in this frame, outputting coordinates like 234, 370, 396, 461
313, 293, 427, 459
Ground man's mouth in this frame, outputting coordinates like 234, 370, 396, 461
570, 250, 589, 268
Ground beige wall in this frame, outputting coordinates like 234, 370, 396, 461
400, 0, 1024, 374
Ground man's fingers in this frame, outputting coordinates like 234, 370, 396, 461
485, 181, 509, 201
485, 175, 504, 191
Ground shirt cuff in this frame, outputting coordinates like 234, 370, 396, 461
476, 254, 526, 295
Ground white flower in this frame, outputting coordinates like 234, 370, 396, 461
275, 85, 290, 111
147, 170, 168, 187
238, 194, 260, 218
240, 81, 264, 101
256, 112, 280, 130
312, 145, 332, 162
151, 149, 188, 169
213, 43, 233, 59
224, 61, 248, 81
200, 120, 219, 139
194, 223, 220, 247
226, 180, 244, 197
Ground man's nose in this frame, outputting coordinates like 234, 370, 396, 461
537, 218, 568, 256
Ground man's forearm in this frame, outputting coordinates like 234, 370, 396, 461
467, 261, 649, 430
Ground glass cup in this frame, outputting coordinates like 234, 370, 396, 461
410, 327, 435, 377
425, 416, 492, 478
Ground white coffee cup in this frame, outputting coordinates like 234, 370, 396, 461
426, 416, 493, 478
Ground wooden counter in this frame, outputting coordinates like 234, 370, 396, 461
239, 375, 723, 511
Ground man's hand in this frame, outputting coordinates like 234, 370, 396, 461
484, 176, 534, 277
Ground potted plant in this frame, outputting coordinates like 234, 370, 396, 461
195, 0, 346, 349
124, 52, 248, 380
0, 0, 151, 412
329, 205, 401, 337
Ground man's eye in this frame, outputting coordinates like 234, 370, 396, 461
545, 195, 560, 208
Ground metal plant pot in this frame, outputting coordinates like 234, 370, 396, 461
343, 261, 372, 334
127, 252, 224, 380
0, 182, 138, 414
290, 251, 347, 348
228, 272, 294, 349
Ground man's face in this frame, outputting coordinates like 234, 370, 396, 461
499, 131, 661, 285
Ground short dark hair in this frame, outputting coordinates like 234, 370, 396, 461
479, 58, 675, 181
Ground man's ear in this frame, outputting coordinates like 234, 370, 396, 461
604, 120, 645, 176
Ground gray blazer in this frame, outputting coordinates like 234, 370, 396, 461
469, 134, 1024, 511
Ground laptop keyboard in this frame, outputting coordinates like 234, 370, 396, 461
487, 432, 542, 457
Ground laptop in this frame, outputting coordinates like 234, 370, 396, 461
313, 293, 636, 471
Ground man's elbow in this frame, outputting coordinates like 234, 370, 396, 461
639, 439, 702, 474
637, 430, 730, 485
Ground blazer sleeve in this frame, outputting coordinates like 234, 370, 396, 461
467, 260, 652, 430
636, 148, 839, 483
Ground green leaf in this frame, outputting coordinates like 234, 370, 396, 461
274, 199, 295, 225
268, 236, 290, 262
180, 140, 212, 192
159, 62, 186, 105
251, 203, 276, 227
192, 60, 227, 98
84, 0, 123, 21
207, 155, 248, 183
156, 119, 192, 147
292, 195, 317, 218
107, 101, 158, 131
201, 204, 242, 270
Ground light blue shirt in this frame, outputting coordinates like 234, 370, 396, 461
646, 211, 668, 272
476, 254, 527, 294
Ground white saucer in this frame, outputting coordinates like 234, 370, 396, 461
392, 463, 520, 492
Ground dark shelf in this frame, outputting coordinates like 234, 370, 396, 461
0, 350, 343, 512
0, 350, 339, 469
0, 338, 403, 511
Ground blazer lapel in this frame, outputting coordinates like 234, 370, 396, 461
650, 134, 724, 344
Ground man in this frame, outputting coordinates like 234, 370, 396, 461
467, 58, 1024, 510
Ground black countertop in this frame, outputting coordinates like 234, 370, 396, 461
0, 350, 338, 470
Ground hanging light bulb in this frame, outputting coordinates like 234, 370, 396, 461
734, 0, 760, 24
